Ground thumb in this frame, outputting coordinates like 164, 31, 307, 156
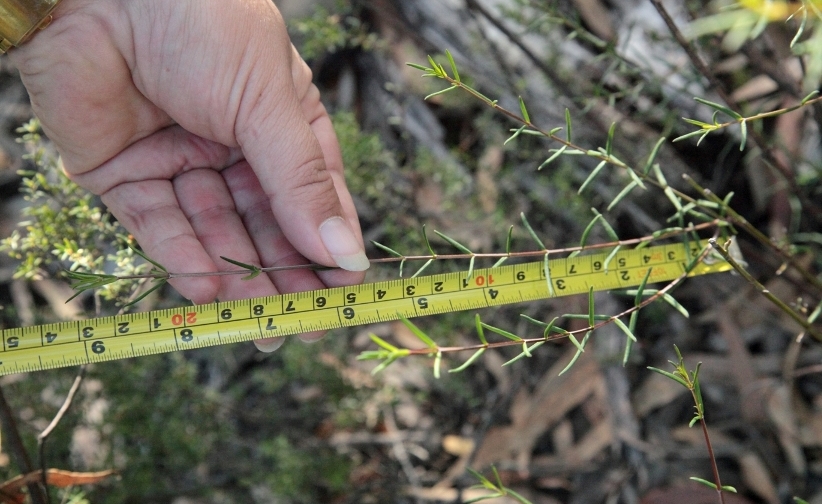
235, 46, 368, 272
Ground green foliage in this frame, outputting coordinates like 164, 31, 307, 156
257, 434, 351, 501
688, 1, 822, 91
648, 345, 705, 426
288, 2, 381, 61
0, 119, 151, 305
334, 111, 473, 255
465, 466, 532, 504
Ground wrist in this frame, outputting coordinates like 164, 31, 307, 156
0, 0, 63, 53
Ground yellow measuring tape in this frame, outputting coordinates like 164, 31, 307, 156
0, 240, 730, 375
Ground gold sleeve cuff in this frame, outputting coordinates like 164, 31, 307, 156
0, 0, 63, 54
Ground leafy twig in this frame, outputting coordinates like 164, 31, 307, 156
65, 222, 722, 299
361, 243, 719, 373
649, 346, 737, 504
709, 238, 822, 340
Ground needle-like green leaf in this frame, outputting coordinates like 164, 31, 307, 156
592, 209, 619, 241
371, 241, 403, 257
502, 341, 545, 366
449, 348, 486, 373
635, 268, 652, 306
605, 122, 616, 156
689, 477, 718, 491
603, 245, 621, 272
647, 366, 689, 388
587, 286, 595, 327
220, 256, 262, 280
406, 62, 430, 72
445, 49, 460, 82
612, 318, 637, 342
543, 252, 556, 297
520, 212, 545, 249
607, 180, 639, 211
518, 96, 530, 122
538, 146, 568, 170
130, 245, 167, 272
399, 315, 437, 349
369, 334, 399, 352
694, 97, 743, 119
642, 137, 666, 175
411, 258, 434, 278
421, 224, 436, 255
434, 230, 472, 254
558, 331, 590, 375
480, 322, 523, 342
504, 125, 528, 145
579, 213, 602, 248
124, 279, 168, 308
475, 314, 488, 345
578, 160, 607, 193
425, 85, 458, 100
492, 225, 514, 268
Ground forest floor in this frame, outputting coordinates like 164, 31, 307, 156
0, 1, 821, 503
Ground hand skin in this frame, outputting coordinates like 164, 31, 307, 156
8, 0, 369, 350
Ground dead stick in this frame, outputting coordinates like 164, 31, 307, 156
0, 386, 47, 504
38, 366, 86, 502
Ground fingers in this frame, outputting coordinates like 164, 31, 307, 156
222, 162, 332, 343
70, 125, 242, 195
235, 37, 368, 274
78, 126, 246, 305
100, 180, 221, 304
171, 168, 278, 302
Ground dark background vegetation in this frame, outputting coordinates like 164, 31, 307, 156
0, 0, 821, 503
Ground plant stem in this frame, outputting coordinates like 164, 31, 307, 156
401, 241, 715, 357
72, 223, 722, 285
685, 175, 822, 294
427, 57, 822, 300
650, 0, 822, 225
709, 238, 822, 340
698, 413, 726, 504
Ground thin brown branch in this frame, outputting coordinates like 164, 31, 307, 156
709, 238, 822, 340
650, 0, 822, 224
38, 367, 86, 501
430, 66, 822, 295
0, 386, 47, 504
73, 222, 722, 286
401, 241, 717, 357
699, 415, 726, 504
683, 175, 822, 294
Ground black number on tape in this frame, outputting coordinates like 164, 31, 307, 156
91, 341, 105, 354
180, 329, 194, 342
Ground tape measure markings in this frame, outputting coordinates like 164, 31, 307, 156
0, 240, 730, 375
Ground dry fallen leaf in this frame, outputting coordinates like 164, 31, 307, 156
473, 348, 605, 471
0, 469, 116, 504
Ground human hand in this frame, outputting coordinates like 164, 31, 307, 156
8, 0, 368, 350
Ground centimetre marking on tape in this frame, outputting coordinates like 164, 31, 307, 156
0, 240, 731, 375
